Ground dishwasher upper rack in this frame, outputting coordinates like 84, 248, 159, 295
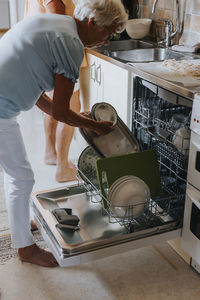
133, 107, 189, 178
134, 107, 190, 154
77, 166, 184, 231
132, 76, 191, 156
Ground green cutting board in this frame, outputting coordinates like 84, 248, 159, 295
96, 149, 163, 208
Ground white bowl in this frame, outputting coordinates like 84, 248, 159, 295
172, 126, 190, 155
126, 18, 152, 39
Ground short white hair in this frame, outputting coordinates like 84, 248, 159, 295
74, 0, 128, 33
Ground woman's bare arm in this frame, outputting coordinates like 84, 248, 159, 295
52, 74, 113, 135
35, 93, 53, 115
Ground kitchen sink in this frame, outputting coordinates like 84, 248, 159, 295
96, 39, 154, 53
109, 48, 185, 63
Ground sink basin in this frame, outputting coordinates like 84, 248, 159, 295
96, 39, 154, 53
109, 48, 185, 62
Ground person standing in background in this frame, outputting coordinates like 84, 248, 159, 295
25, 0, 89, 183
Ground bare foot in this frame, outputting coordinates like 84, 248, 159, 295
69, 161, 76, 169
30, 220, 38, 232
18, 243, 58, 268
44, 152, 57, 165
56, 167, 78, 183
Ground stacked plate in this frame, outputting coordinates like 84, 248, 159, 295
108, 175, 151, 218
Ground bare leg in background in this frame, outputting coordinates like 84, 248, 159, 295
44, 90, 81, 182
44, 114, 57, 165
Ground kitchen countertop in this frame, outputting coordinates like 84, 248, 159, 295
86, 47, 200, 101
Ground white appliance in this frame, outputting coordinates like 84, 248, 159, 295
182, 93, 200, 273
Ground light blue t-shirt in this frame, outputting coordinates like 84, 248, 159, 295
0, 14, 84, 118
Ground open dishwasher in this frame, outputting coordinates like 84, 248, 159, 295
32, 77, 192, 266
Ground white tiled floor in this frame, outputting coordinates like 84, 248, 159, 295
18, 106, 87, 192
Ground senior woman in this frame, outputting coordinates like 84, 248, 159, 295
25, 0, 88, 183
0, 0, 128, 267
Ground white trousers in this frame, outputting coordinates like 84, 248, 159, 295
0, 117, 35, 248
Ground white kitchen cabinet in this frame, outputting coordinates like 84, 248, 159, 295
87, 53, 130, 125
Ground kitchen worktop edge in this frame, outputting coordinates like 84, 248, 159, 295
86, 48, 200, 101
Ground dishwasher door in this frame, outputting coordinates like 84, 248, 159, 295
32, 184, 181, 267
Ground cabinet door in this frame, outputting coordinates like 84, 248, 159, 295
100, 59, 129, 124
87, 53, 130, 125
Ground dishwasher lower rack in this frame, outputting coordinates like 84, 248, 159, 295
77, 168, 185, 233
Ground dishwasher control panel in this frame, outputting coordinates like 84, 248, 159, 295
191, 93, 200, 135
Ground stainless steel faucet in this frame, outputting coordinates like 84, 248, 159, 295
152, 0, 159, 14
152, 0, 181, 47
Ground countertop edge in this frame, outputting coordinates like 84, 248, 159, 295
86, 48, 199, 101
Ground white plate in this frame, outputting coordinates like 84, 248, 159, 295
108, 175, 148, 200
108, 175, 136, 202
109, 176, 151, 218
91, 102, 118, 126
